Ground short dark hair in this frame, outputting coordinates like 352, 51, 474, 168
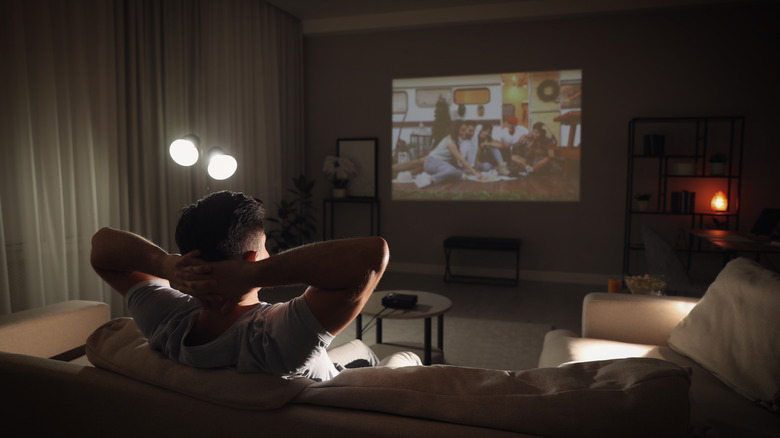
175, 191, 265, 262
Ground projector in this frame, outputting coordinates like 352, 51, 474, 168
381, 293, 418, 309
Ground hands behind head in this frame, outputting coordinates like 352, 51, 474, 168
174, 251, 249, 315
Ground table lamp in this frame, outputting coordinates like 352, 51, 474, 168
711, 191, 728, 212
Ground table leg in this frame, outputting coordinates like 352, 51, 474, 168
376, 318, 383, 344
437, 314, 444, 350
424, 317, 432, 365
356, 314, 362, 340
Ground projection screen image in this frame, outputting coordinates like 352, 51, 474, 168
392, 70, 581, 201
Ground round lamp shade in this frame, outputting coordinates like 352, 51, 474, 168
169, 138, 199, 166
207, 152, 237, 180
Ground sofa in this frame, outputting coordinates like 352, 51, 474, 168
539, 257, 780, 438
0, 257, 776, 437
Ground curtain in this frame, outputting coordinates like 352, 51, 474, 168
118, 0, 304, 251
0, 0, 303, 317
0, 0, 124, 314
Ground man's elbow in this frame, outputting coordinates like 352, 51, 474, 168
375, 236, 390, 272
362, 236, 389, 275
90, 227, 112, 269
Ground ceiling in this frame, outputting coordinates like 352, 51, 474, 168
265, 0, 746, 35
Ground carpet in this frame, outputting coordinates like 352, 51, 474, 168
332, 316, 552, 371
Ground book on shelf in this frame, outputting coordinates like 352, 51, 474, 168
670, 190, 696, 213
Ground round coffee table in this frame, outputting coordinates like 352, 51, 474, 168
356, 290, 452, 365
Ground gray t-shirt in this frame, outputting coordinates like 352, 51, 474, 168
127, 279, 339, 381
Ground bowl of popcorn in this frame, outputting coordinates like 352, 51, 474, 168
623, 274, 667, 295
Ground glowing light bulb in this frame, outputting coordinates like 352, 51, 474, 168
169, 138, 199, 166
207, 149, 237, 180
711, 191, 728, 212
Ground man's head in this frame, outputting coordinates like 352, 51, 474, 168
175, 191, 265, 262
507, 116, 518, 127
464, 121, 476, 139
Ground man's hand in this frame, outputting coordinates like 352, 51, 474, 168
176, 237, 389, 335
174, 253, 253, 314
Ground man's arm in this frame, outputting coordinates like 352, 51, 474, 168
292, 237, 389, 335
90, 227, 179, 296
178, 237, 389, 335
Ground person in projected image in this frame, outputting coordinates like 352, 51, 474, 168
416, 119, 481, 188
510, 121, 558, 174
458, 121, 479, 168
473, 123, 511, 176
91, 191, 420, 382
496, 115, 530, 162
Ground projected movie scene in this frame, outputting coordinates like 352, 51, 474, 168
392, 70, 581, 201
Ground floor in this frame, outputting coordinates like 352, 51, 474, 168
375, 271, 593, 333
261, 270, 596, 335
260, 271, 595, 369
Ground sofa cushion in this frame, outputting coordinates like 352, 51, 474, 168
297, 358, 691, 438
537, 329, 670, 368
86, 318, 312, 410
669, 257, 780, 412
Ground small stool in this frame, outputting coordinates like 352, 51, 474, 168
443, 236, 522, 286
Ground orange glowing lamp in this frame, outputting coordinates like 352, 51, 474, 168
711, 191, 728, 212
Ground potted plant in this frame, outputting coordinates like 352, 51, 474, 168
265, 175, 316, 253
634, 193, 651, 211
708, 153, 727, 176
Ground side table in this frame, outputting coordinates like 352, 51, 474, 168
356, 290, 452, 365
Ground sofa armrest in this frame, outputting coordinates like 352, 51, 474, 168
0, 300, 110, 359
582, 293, 698, 346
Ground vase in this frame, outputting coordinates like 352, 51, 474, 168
709, 162, 725, 176
331, 188, 347, 198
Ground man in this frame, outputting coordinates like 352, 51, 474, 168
459, 120, 478, 167
496, 115, 530, 157
91, 191, 415, 381
510, 122, 557, 174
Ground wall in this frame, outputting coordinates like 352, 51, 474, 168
303, 2, 780, 282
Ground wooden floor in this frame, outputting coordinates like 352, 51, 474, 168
393, 171, 579, 201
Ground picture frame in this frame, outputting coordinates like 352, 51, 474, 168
337, 137, 377, 198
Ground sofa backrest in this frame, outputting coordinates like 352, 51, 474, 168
582, 293, 698, 346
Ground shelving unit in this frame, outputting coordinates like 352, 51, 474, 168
622, 116, 744, 274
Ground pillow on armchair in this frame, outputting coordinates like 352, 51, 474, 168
668, 257, 780, 412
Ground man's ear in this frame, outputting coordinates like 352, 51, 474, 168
243, 250, 261, 262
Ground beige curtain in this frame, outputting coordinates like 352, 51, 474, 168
0, 0, 124, 314
0, 0, 303, 316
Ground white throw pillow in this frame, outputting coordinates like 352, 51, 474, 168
669, 257, 780, 411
